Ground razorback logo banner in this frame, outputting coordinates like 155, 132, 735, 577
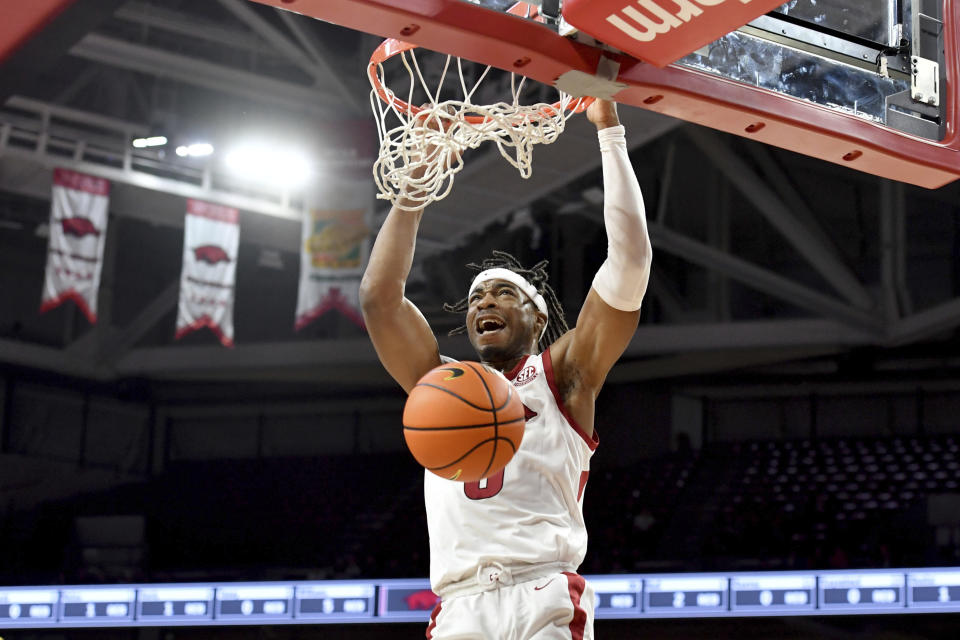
175, 199, 240, 347
563, 0, 786, 68
39, 168, 111, 323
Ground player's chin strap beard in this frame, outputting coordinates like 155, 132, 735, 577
469, 268, 549, 340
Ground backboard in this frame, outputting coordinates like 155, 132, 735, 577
0, 0, 73, 63
252, 0, 959, 187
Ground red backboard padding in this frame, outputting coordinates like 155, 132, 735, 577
562, 0, 788, 68
253, 0, 958, 188
0, 0, 75, 64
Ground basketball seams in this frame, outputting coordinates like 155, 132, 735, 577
404, 360, 525, 483
464, 362, 500, 480
404, 417, 525, 431
413, 367, 515, 412
484, 368, 518, 412
426, 436, 518, 471
492, 385, 515, 412
413, 382, 501, 412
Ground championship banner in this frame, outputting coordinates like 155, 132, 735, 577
563, 0, 787, 68
294, 207, 368, 330
39, 168, 111, 323
294, 119, 374, 331
175, 199, 240, 347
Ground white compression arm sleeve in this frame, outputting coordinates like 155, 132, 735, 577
590, 125, 652, 311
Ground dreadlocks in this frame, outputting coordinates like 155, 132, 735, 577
442, 250, 569, 351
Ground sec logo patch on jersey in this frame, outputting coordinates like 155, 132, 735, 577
514, 365, 538, 387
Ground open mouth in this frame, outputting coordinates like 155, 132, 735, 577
476, 316, 506, 334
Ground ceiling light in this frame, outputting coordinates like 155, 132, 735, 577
132, 135, 168, 148
175, 143, 214, 158
224, 146, 312, 187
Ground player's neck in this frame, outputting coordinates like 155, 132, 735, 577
481, 351, 534, 375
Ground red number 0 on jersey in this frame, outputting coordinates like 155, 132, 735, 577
464, 469, 505, 500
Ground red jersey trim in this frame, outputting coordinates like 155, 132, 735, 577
504, 354, 531, 381
563, 572, 588, 640
542, 348, 599, 451
577, 470, 590, 502
425, 600, 442, 639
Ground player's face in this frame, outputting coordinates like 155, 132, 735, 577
466, 279, 542, 361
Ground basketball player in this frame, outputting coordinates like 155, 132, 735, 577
360, 99, 651, 639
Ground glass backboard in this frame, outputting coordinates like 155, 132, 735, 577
462, 0, 942, 141
252, 0, 959, 188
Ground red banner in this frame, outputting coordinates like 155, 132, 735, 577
563, 0, 786, 68
295, 121, 373, 331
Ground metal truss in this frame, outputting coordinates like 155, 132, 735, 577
2, 2, 960, 387
0, 96, 302, 220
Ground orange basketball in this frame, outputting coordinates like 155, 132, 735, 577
403, 361, 525, 483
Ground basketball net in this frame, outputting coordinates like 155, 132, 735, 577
368, 39, 591, 212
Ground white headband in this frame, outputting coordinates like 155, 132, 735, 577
469, 268, 549, 335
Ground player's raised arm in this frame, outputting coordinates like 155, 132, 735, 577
550, 99, 652, 425
360, 198, 442, 393
361, 109, 466, 392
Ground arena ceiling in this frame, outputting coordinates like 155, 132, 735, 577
1, 0, 960, 396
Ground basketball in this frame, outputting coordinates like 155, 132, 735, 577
403, 361, 525, 482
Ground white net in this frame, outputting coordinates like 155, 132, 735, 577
369, 48, 587, 212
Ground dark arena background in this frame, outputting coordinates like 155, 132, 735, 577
2, 1, 960, 639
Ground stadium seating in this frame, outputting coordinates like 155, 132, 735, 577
2, 434, 959, 584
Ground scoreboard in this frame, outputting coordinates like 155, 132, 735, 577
731, 575, 816, 613
645, 576, 727, 615
2, 568, 960, 628
908, 571, 960, 609
819, 573, 904, 611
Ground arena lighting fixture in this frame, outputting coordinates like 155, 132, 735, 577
224, 145, 312, 187
131, 136, 167, 148
175, 143, 214, 158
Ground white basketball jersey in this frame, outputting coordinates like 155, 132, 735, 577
424, 349, 598, 596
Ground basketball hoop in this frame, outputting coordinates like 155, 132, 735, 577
368, 37, 592, 212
